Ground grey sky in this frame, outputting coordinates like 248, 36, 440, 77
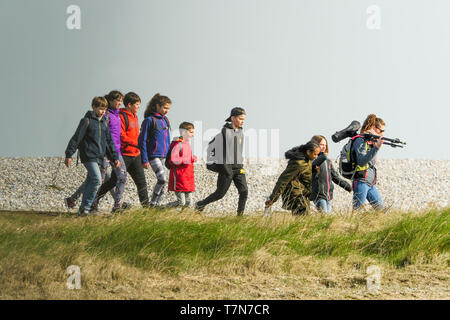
1, 0, 449, 159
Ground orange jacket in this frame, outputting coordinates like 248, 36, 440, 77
119, 108, 141, 157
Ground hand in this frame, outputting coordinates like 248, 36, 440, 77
265, 199, 274, 208
192, 155, 198, 163
142, 162, 150, 169
64, 158, 71, 168
114, 160, 121, 168
375, 137, 383, 149
314, 165, 320, 173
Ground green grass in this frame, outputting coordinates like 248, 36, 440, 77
0, 208, 448, 275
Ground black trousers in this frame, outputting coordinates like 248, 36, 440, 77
96, 154, 149, 206
198, 168, 248, 215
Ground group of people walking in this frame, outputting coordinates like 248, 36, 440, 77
264, 114, 386, 215
64, 90, 385, 217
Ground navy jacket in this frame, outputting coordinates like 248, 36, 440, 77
65, 111, 118, 164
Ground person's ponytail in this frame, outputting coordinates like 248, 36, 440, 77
361, 114, 386, 133
361, 114, 377, 133
144, 93, 172, 118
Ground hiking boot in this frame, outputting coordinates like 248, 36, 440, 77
65, 197, 76, 209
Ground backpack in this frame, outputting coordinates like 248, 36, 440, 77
206, 127, 227, 172
338, 135, 369, 179
164, 140, 183, 170
338, 138, 356, 179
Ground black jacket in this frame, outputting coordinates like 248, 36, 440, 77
65, 111, 118, 164
310, 158, 352, 202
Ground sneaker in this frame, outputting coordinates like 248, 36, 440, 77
77, 208, 90, 217
89, 200, 99, 213
121, 202, 132, 210
65, 197, 76, 209
194, 202, 205, 212
111, 202, 132, 214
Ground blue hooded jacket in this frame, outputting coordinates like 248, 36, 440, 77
138, 112, 171, 163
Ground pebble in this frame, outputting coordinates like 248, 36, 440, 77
0, 157, 448, 215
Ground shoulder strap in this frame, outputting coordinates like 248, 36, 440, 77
120, 112, 129, 132
163, 116, 171, 130
146, 116, 164, 142
178, 140, 183, 156
221, 127, 227, 165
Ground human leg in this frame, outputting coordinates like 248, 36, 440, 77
196, 172, 233, 210
80, 161, 102, 213
111, 155, 128, 210
149, 157, 167, 206
352, 180, 370, 210
233, 171, 248, 216
125, 155, 150, 206
185, 192, 193, 207
367, 185, 385, 210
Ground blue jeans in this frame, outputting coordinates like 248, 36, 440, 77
315, 199, 332, 214
80, 161, 102, 211
70, 157, 112, 201
352, 180, 385, 211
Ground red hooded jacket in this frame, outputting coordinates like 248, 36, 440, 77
168, 137, 197, 192
119, 108, 140, 157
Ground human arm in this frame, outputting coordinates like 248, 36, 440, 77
65, 117, 89, 159
137, 117, 151, 165
330, 162, 352, 192
353, 137, 379, 167
170, 142, 184, 166
105, 124, 119, 164
267, 160, 302, 205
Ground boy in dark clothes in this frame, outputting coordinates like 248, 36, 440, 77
195, 107, 248, 216
64, 96, 120, 216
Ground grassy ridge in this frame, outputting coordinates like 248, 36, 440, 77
0, 208, 448, 275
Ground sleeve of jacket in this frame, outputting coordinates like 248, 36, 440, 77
120, 113, 138, 149
65, 117, 88, 158
330, 162, 352, 192
269, 160, 302, 203
138, 118, 151, 164
352, 137, 379, 167
105, 125, 118, 162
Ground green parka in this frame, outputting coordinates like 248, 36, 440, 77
269, 146, 313, 215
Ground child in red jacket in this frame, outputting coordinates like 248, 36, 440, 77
167, 122, 197, 207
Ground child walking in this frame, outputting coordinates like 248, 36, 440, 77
64, 91, 124, 210
138, 93, 172, 207
195, 107, 248, 216
64, 96, 120, 216
166, 122, 197, 208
